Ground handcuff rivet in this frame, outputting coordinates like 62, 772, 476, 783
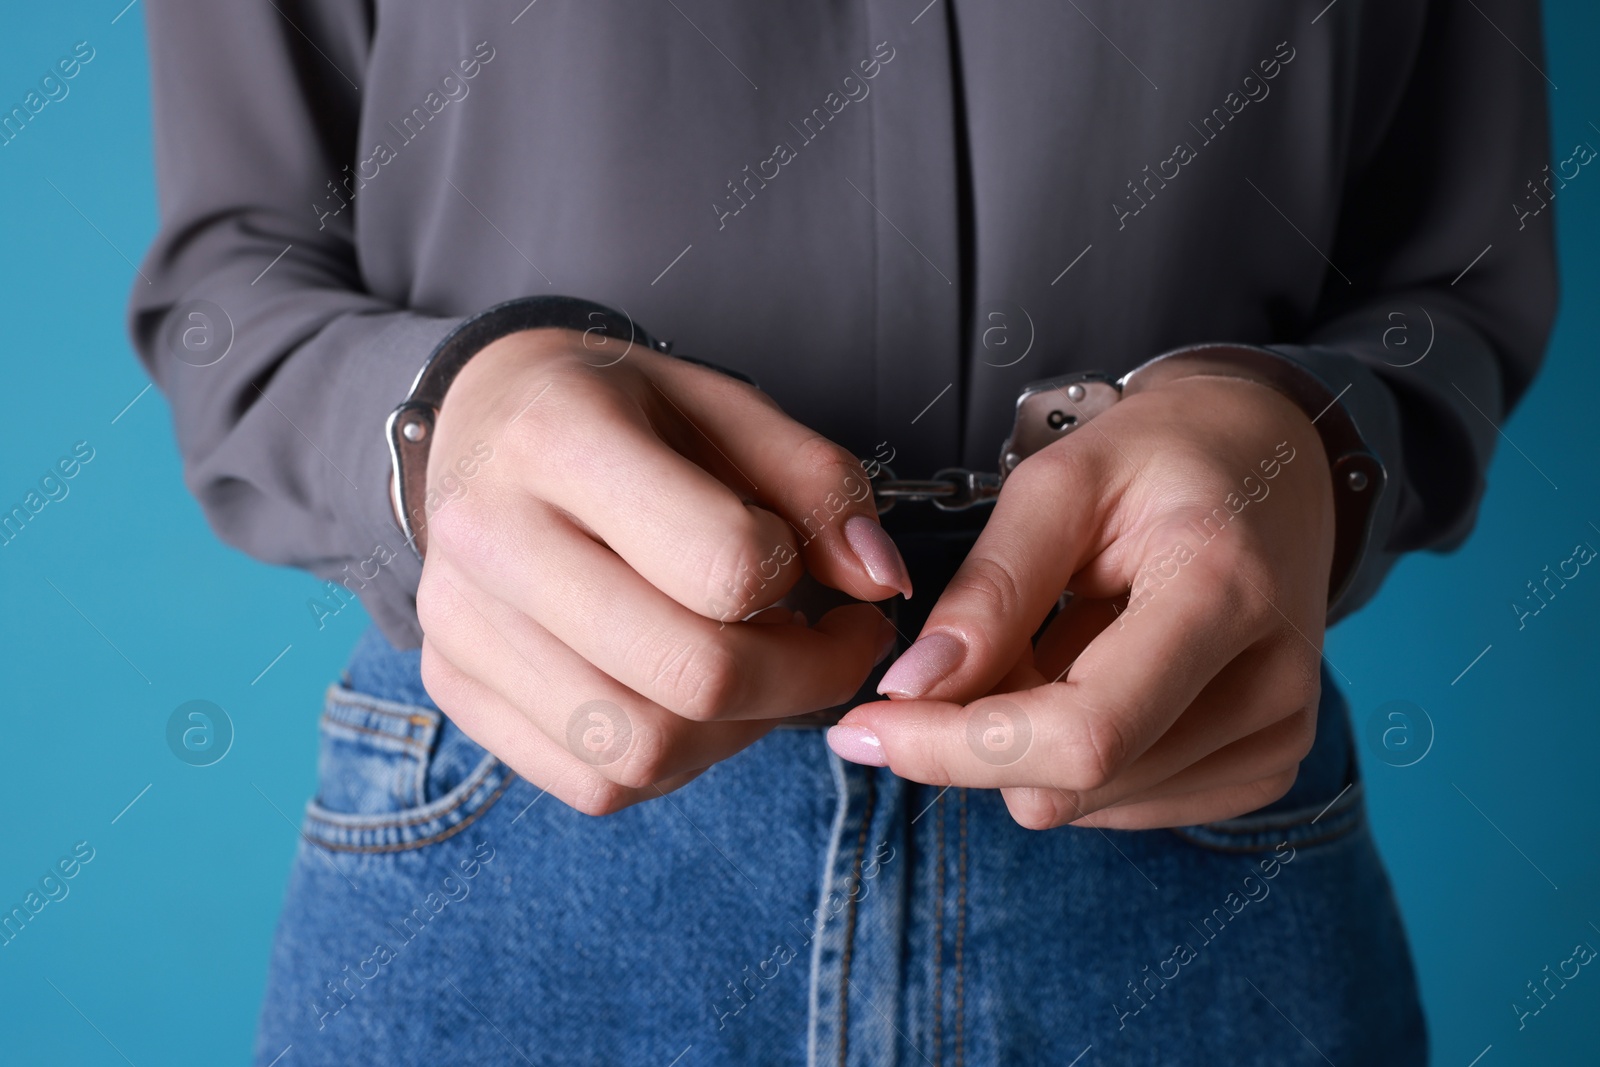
1003, 451, 1022, 470
402, 419, 429, 443
1066, 383, 1086, 401
1347, 469, 1369, 492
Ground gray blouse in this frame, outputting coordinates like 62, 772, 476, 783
129, 0, 1557, 648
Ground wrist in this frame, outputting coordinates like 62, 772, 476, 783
387, 296, 668, 558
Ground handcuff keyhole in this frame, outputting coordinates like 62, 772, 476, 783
1047, 410, 1076, 430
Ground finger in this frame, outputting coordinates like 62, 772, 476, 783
420, 637, 705, 816
490, 370, 804, 619
842, 552, 1265, 790
1062, 771, 1299, 831
419, 563, 775, 788
647, 356, 912, 602
997, 700, 1315, 828
1019, 641, 1315, 806
874, 446, 1105, 701
429, 506, 895, 720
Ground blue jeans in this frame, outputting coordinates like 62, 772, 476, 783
256, 620, 1426, 1066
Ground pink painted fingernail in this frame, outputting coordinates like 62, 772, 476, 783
827, 725, 890, 767
844, 515, 914, 599
877, 633, 965, 698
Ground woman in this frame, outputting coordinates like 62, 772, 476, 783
132, 1, 1553, 1063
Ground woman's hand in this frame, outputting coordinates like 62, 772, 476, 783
828, 373, 1335, 830
417, 327, 908, 815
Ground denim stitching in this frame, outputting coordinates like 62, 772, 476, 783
318, 715, 429, 752
304, 753, 506, 832
809, 747, 856, 1067
955, 788, 967, 1067
836, 770, 876, 1067
308, 769, 515, 854
1170, 782, 1366, 852
1168, 817, 1363, 854
325, 685, 440, 725
933, 789, 945, 1067
1195, 781, 1364, 834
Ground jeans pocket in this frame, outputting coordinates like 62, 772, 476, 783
302, 685, 515, 854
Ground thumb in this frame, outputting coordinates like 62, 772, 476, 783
876, 455, 1101, 702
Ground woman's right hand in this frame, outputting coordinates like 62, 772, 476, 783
414, 327, 909, 814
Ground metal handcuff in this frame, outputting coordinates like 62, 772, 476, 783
389, 298, 1385, 612
866, 372, 1122, 514
867, 358, 1386, 613
869, 358, 1386, 615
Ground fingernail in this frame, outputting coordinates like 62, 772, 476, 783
827, 724, 890, 767
874, 618, 898, 666
878, 633, 965, 698
844, 515, 914, 599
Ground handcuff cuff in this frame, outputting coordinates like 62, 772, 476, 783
389, 298, 1386, 612
874, 348, 1387, 612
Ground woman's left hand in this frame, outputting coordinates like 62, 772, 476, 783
827, 373, 1338, 830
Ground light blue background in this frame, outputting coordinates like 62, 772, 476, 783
0, 3, 1594, 1064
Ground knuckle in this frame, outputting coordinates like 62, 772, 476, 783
1058, 710, 1130, 793
512, 379, 622, 473
651, 637, 742, 721
948, 554, 1027, 629
702, 514, 774, 618
424, 498, 494, 569
1256, 768, 1299, 809
1008, 444, 1081, 495
417, 640, 461, 708
1286, 657, 1322, 712
567, 775, 634, 818
414, 569, 467, 641
794, 434, 863, 489
502, 394, 559, 455
1285, 708, 1319, 764
1005, 788, 1063, 831
609, 725, 673, 789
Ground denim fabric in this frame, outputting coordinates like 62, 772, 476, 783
255, 621, 1426, 1067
